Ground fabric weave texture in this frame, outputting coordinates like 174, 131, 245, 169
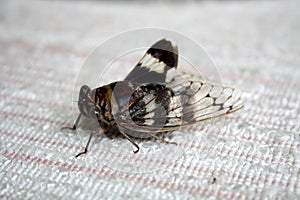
1, 0, 299, 199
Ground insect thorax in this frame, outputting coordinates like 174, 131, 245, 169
78, 81, 141, 132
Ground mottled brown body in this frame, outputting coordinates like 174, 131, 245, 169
78, 82, 120, 138
78, 81, 173, 139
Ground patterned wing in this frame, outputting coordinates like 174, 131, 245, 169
124, 39, 178, 84
116, 72, 243, 136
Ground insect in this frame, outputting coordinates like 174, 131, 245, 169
63, 39, 243, 157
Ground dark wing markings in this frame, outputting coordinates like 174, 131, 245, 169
124, 39, 178, 84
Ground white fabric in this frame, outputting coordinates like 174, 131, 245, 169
1, 0, 300, 199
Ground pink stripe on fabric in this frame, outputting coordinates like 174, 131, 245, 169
0, 110, 69, 127
0, 129, 82, 151
1, 150, 257, 200
1, 38, 88, 58
0, 93, 71, 109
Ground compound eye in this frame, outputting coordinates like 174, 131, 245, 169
79, 85, 91, 97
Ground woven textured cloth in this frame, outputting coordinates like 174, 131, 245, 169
1, 0, 300, 199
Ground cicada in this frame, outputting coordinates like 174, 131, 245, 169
63, 39, 243, 157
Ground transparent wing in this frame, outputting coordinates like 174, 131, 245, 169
116, 73, 243, 135
124, 39, 178, 84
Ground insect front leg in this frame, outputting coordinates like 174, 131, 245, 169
75, 128, 102, 158
61, 114, 82, 130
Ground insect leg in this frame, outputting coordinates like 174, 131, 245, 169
75, 128, 101, 158
61, 114, 82, 130
75, 133, 92, 158
149, 133, 178, 145
119, 131, 140, 153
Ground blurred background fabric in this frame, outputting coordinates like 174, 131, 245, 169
1, 0, 300, 199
